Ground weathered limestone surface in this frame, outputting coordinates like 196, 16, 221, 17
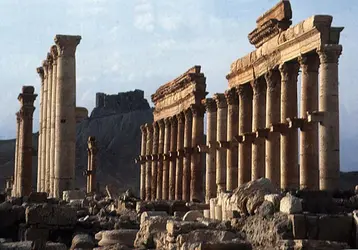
151, 122, 159, 200
45, 53, 53, 194
163, 118, 171, 200
41, 60, 49, 193
36, 67, 44, 192
157, 120, 164, 200
176, 113, 185, 200
183, 109, 192, 201
12, 112, 21, 197
26, 204, 77, 226
169, 116, 177, 200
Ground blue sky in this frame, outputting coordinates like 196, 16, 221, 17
0, 0, 357, 169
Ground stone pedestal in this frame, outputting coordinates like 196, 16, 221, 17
145, 124, 153, 201
12, 112, 21, 196
36, 67, 44, 192
45, 53, 53, 194
18, 86, 37, 196
53, 35, 81, 198
299, 54, 319, 190
157, 120, 165, 200
140, 125, 147, 200
163, 118, 171, 200
41, 61, 49, 193
251, 78, 266, 180
213, 93, 227, 192
279, 62, 300, 190
225, 89, 238, 191
183, 109, 192, 201
190, 104, 205, 202
317, 45, 342, 191
86, 136, 97, 193
265, 70, 281, 188
237, 84, 253, 185
175, 113, 185, 200
151, 122, 159, 200
169, 117, 177, 200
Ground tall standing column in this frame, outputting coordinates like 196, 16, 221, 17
50, 45, 58, 196
279, 61, 300, 190
41, 61, 48, 192
203, 98, 217, 203
251, 78, 267, 180
190, 104, 205, 202
299, 54, 320, 190
156, 120, 164, 200
175, 113, 185, 200
213, 93, 227, 192
265, 70, 281, 188
225, 89, 238, 191
237, 84, 253, 185
151, 122, 159, 200
183, 109, 192, 201
18, 86, 37, 196
12, 112, 21, 196
53, 35, 81, 198
317, 45, 342, 191
139, 125, 147, 200
45, 53, 53, 194
87, 136, 97, 193
145, 124, 153, 201
36, 67, 44, 192
169, 117, 177, 200
162, 118, 171, 200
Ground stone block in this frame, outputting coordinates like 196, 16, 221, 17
26, 204, 77, 227
183, 210, 204, 222
295, 190, 336, 213
28, 192, 48, 203
288, 214, 306, 239
0, 241, 67, 250
62, 190, 85, 202
317, 214, 352, 243
99, 229, 138, 247
194, 240, 252, 250
24, 227, 49, 241
140, 211, 168, 224
280, 193, 302, 214
264, 194, 281, 210
305, 215, 318, 239
278, 239, 350, 250
71, 234, 95, 249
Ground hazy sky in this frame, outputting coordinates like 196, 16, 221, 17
0, 0, 356, 147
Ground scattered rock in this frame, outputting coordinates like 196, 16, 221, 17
62, 190, 85, 202
257, 200, 275, 218
183, 210, 204, 222
98, 229, 138, 247
140, 211, 168, 224
280, 193, 302, 214
71, 234, 95, 250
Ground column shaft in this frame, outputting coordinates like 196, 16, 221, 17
145, 124, 153, 201
162, 118, 171, 200
87, 149, 92, 193
140, 125, 147, 200
45, 54, 53, 194
156, 120, 165, 200
13, 112, 21, 196
41, 61, 48, 192
175, 113, 185, 200
151, 122, 159, 200
183, 109, 192, 201
36, 67, 44, 192
169, 117, 177, 200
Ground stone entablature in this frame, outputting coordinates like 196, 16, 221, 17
151, 66, 207, 121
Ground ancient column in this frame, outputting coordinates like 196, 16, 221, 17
190, 104, 205, 202
156, 120, 165, 200
225, 89, 238, 191
213, 93, 227, 192
183, 109, 192, 201
251, 77, 267, 180
50, 45, 58, 196
203, 98, 217, 203
162, 118, 171, 200
169, 116, 177, 200
139, 125, 147, 200
175, 113, 185, 200
36, 67, 44, 192
317, 45, 342, 191
41, 60, 48, 192
151, 122, 159, 200
12, 112, 21, 196
18, 86, 37, 196
299, 54, 320, 190
86, 136, 98, 193
53, 35, 81, 198
279, 61, 300, 190
237, 84, 253, 185
265, 70, 281, 188
45, 53, 53, 194
145, 124, 153, 201
16, 113, 24, 196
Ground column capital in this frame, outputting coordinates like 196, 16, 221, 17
36, 67, 44, 82
19, 106, 35, 118
190, 104, 205, 117
145, 123, 153, 134
264, 69, 280, 90
169, 116, 178, 128
51, 45, 58, 63
236, 83, 253, 101
213, 93, 227, 109
46, 52, 53, 66
251, 77, 267, 95
176, 112, 185, 124
184, 108, 193, 122
298, 54, 320, 72
140, 124, 147, 134
18, 86, 37, 106
202, 98, 217, 112
54, 35, 81, 57
225, 88, 238, 105
279, 61, 300, 82
317, 44, 342, 64
42, 60, 49, 78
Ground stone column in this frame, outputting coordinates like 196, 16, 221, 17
86, 136, 97, 193
224, 89, 238, 191
251, 77, 267, 180
50, 45, 58, 196
156, 120, 165, 200
265, 70, 281, 188
203, 98, 217, 203
183, 109, 192, 201
317, 45, 342, 191
162, 118, 171, 200
12, 112, 21, 196
145, 124, 153, 201
299, 54, 320, 190
213, 93, 227, 192
190, 104, 205, 202
279, 61, 300, 190
45, 53, 53, 195
53, 35, 81, 198
237, 84, 253, 185
36, 67, 44, 192
151, 122, 159, 200
175, 113, 185, 200
139, 125, 147, 200
16, 113, 23, 196
169, 116, 177, 200
41, 60, 48, 192
18, 86, 37, 196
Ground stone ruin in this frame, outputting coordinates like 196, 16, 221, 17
2, 1, 358, 250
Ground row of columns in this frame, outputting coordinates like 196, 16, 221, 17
12, 87, 37, 197
37, 35, 81, 198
